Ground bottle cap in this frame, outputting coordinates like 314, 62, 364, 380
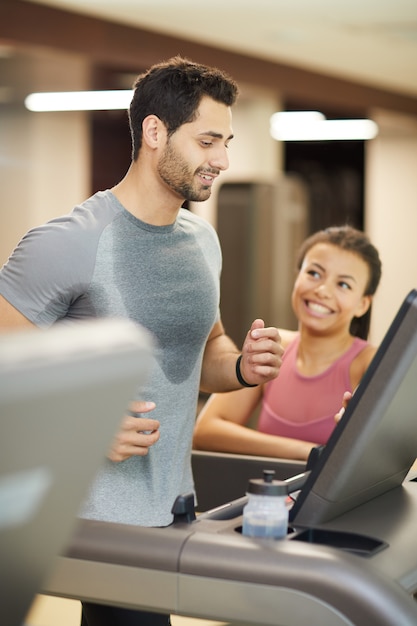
247, 469, 288, 496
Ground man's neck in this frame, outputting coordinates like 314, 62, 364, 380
112, 163, 183, 226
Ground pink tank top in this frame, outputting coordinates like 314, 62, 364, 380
257, 336, 369, 445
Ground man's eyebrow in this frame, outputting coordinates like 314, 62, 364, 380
199, 131, 234, 141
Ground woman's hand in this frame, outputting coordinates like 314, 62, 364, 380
335, 391, 352, 423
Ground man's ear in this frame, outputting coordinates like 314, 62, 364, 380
142, 115, 165, 148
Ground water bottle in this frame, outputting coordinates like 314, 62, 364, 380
242, 469, 288, 539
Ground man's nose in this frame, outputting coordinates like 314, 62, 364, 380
209, 146, 229, 171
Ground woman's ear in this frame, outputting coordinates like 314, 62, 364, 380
356, 294, 372, 318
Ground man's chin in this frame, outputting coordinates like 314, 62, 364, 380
189, 189, 212, 203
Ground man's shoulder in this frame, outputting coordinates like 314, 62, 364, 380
70, 190, 122, 228
29, 190, 121, 240
178, 208, 218, 238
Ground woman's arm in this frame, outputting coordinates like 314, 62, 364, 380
193, 385, 316, 461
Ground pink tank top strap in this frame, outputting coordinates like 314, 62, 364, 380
259, 336, 370, 445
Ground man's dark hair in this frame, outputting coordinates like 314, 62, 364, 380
128, 56, 239, 160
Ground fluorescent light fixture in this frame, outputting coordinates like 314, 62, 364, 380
270, 111, 378, 141
25, 90, 134, 112
271, 111, 326, 125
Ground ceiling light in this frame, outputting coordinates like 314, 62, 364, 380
270, 111, 378, 141
271, 111, 326, 125
24, 90, 133, 112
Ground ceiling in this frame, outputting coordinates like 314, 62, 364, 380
25, 0, 417, 98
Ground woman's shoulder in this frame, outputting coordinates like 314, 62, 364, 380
352, 338, 377, 363
350, 341, 377, 388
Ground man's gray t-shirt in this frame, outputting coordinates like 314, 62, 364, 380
0, 190, 221, 526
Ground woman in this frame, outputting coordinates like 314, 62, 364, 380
193, 225, 382, 461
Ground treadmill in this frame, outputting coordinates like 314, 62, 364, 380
39, 289, 417, 624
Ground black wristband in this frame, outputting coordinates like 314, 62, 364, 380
236, 354, 258, 388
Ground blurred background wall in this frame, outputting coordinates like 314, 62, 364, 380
1, 0, 417, 345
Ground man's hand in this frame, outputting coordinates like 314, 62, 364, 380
108, 400, 160, 462
238, 319, 283, 387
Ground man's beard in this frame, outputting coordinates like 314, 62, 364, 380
157, 140, 212, 203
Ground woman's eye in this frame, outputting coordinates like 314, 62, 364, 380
307, 270, 320, 278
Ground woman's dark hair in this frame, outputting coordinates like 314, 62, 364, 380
295, 225, 382, 340
128, 56, 239, 160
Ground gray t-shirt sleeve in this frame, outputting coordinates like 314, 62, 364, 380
0, 214, 99, 327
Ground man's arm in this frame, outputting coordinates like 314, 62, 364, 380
0, 295, 35, 332
200, 318, 283, 393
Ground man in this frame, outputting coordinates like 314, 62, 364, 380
0, 56, 282, 625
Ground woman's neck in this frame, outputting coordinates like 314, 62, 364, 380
296, 328, 354, 376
